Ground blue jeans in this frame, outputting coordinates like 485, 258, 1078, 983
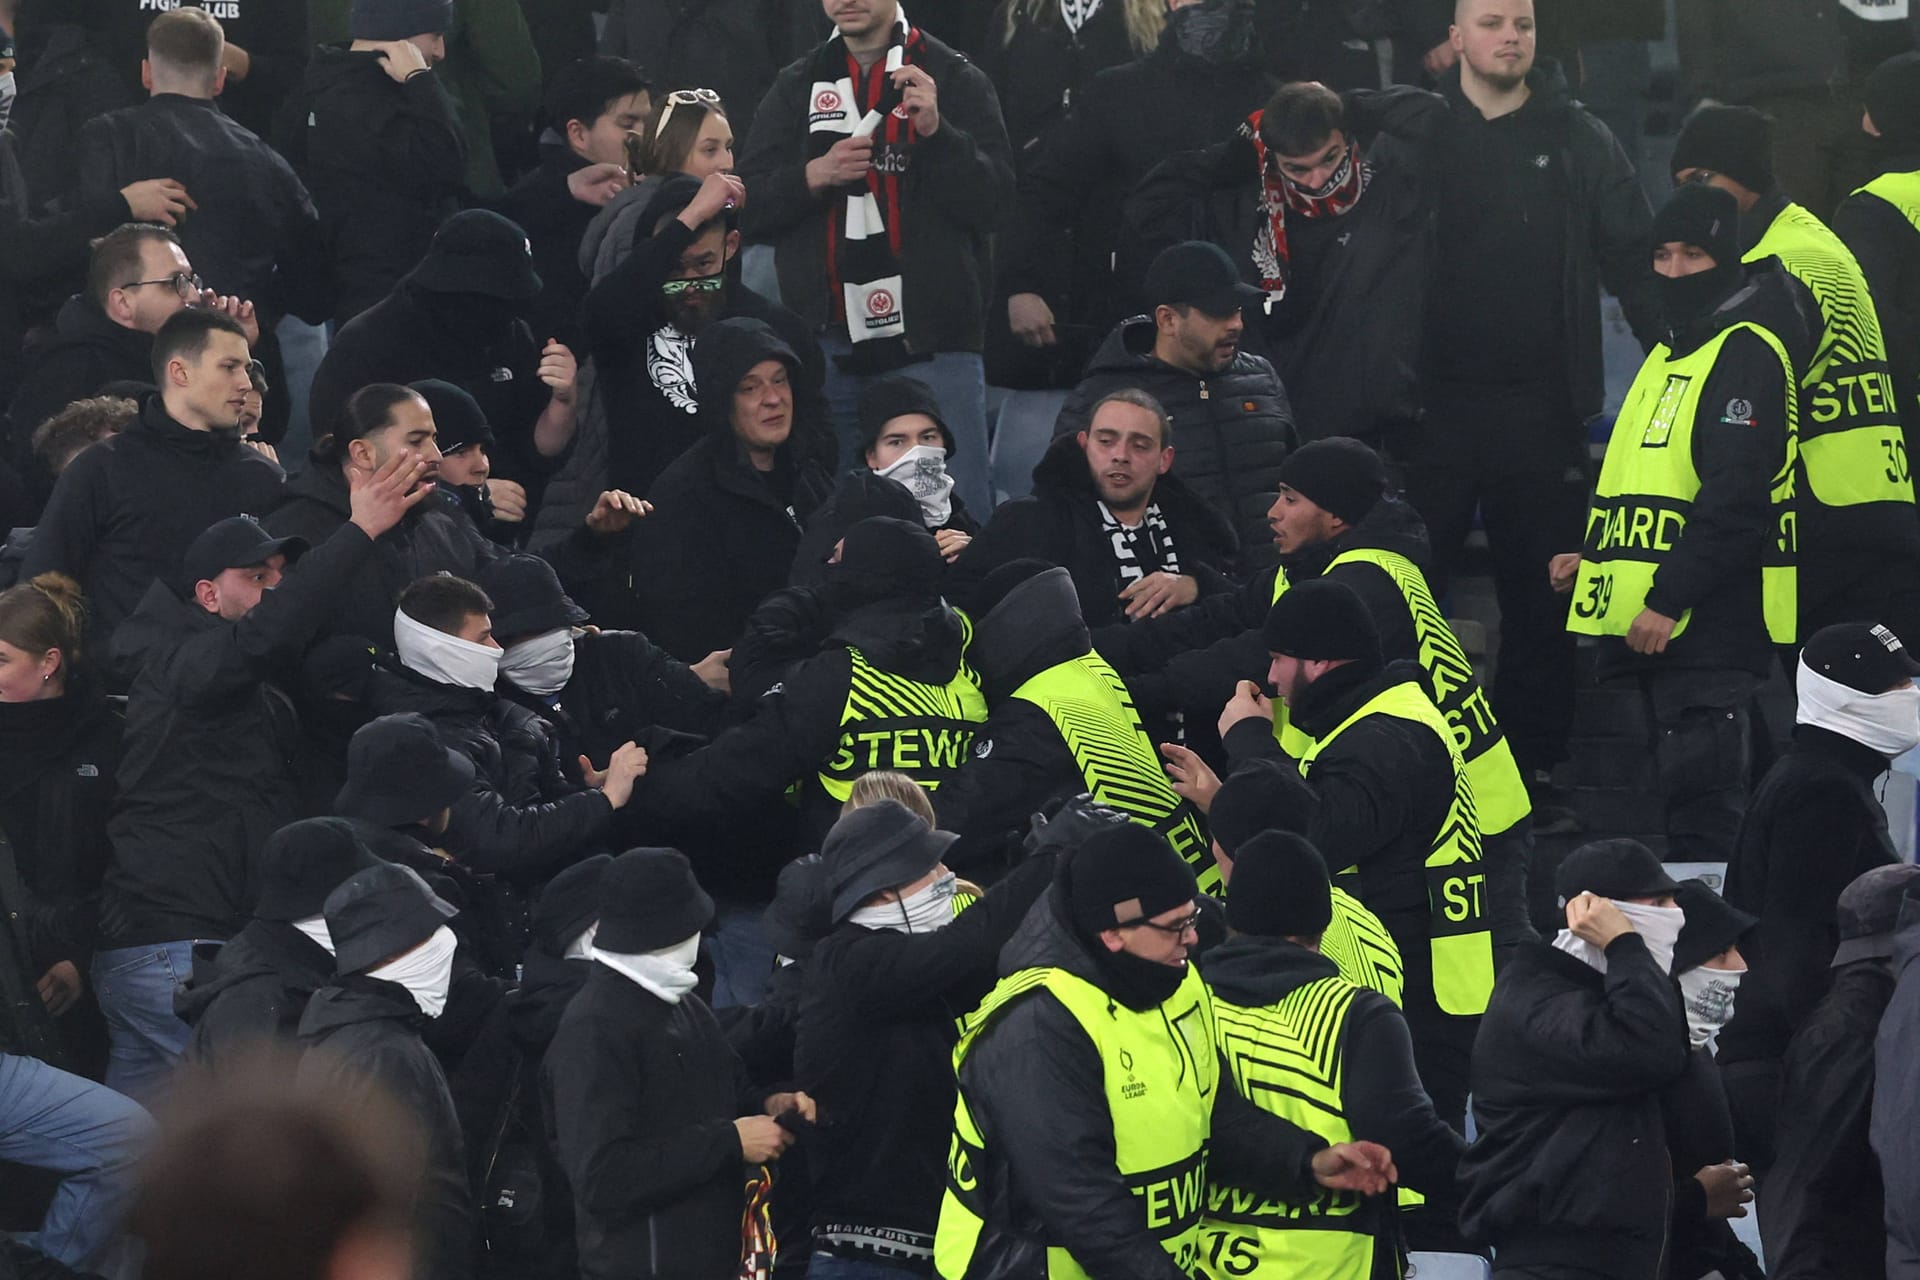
807, 1254, 924, 1280
91, 940, 204, 1101
0, 1053, 155, 1277
816, 334, 992, 518
706, 898, 774, 1010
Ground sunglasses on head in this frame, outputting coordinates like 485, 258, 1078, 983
654, 87, 723, 138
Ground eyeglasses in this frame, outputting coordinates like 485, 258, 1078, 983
655, 87, 723, 138
120, 271, 203, 301
662, 271, 726, 297
1119, 910, 1202, 937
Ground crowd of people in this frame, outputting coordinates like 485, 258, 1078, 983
1, 0, 1919, 1276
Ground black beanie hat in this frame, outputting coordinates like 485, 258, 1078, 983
1276, 438, 1388, 526
533, 853, 613, 954
1209, 759, 1307, 854
858, 375, 956, 459
352, 0, 454, 42
254, 818, 383, 923
1650, 183, 1741, 266
1867, 51, 1920, 146
1225, 831, 1333, 938
596, 848, 716, 952
969, 557, 1057, 618
410, 379, 494, 455
1263, 577, 1382, 665
1672, 105, 1776, 195
1673, 878, 1756, 974
1066, 823, 1197, 936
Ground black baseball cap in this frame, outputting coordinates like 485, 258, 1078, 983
1800, 622, 1920, 694
180, 515, 305, 594
1834, 863, 1920, 966
1556, 838, 1681, 903
1144, 241, 1265, 320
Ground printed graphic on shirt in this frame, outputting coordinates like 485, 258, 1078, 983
647, 324, 699, 413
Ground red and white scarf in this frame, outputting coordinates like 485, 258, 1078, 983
1244, 108, 1372, 303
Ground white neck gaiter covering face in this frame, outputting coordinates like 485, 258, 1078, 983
499, 628, 577, 698
847, 871, 957, 933
873, 444, 955, 528
292, 914, 336, 955
368, 924, 459, 1019
1677, 964, 1745, 1048
394, 608, 502, 691
594, 932, 701, 1004
564, 921, 598, 961
1797, 659, 1920, 759
1552, 901, 1686, 975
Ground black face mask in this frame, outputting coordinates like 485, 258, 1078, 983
1166, 0, 1254, 64
1655, 262, 1740, 336
1091, 944, 1189, 1011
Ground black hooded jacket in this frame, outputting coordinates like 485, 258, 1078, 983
597, 319, 834, 660
1456, 936, 1690, 1278
952, 887, 1333, 1280
1055, 316, 1296, 561
299, 976, 474, 1280
292, 45, 467, 325
4, 293, 152, 490
1117, 87, 1447, 449
97, 524, 376, 948
22, 395, 286, 671
950, 430, 1240, 627
175, 917, 334, 1066
582, 178, 831, 497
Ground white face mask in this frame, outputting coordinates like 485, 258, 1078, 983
593, 931, 702, 1003
873, 444, 955, 528
1797, 660, 1920, 759
848, 870, 956, 934
0, 73, 15, 133
1677, 964, 1744, 1049
1551, 900, 1686, 975
292, 914, 336, 956
369, 924, 458, 1019
499, 628, 576, 698
564, 920, 598, 961
394, 608, 502, 692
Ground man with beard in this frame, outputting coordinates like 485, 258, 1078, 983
308, 210, 583, 526
953, 389, 1240, 628
1410, 0, 1660, 825
583, 171, 829, 496
1055, 240, 1295, 563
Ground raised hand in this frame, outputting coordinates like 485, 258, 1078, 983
120, 178, 195, 227
348, 448, 433, 539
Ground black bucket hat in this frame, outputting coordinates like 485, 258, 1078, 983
335, 713, 477, 829
326, 862, 458, 976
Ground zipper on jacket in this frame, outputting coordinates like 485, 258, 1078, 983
1198, 380, 1210, 401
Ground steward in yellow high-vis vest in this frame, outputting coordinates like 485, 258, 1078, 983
1672, 105, 1920, 644
1198, 832, 1465, 1280
1090, 439, 1538, 950
936, 564, 1211, 884
1216, 576, 1491, 1133
933, 823, 1397, 1280
641, 519, 986, 841
1559, 184, 1799, 862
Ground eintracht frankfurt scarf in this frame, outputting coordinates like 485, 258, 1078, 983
1244, 108, 1371, 304
809, 8, 923, 373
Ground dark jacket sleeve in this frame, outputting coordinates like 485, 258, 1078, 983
591, 629, 729, 739
738, 65, 822, 241
1343, 85, 1449, 148
1092, 572, 1271, 677
1001, 99, 1120, 298
1340, 990, 1466, 1197
1749, 783, 1887, 1029
1580, 113, 1662, 351
1644, 328, 1789, 620
444, 777, 613, 884
546, 1017, 746, 1220
903, 59, 1015, 237
1508, 933, 1691, 1102
19, 442, 113, 581
388, 72, 470, 192
934, 702, 1086, 875
946, 497, 1068, 605
0, 184, 129, 287
959, 991, 1193, 1280
1208, 1072, 1327, 1199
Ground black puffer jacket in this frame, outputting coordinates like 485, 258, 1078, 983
951, 430, 1240, 624
738, 30, 1015, 358
542, 965, 764, 1280
952, 883, 1330, 1280
369, 669, 614, 887
299, 976, 473, 1280
1117, 87, 1447, 449
22, 396, 286, 668
0, 677, 120, 977
97, 524, 376, 948
1055, 316, 1295, 562
797, 853, 1055, 1244
1456, 936, 1690, 1279
174, 918, 334, 1066
597, 319, 835, 659
292, 46, 467, 325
